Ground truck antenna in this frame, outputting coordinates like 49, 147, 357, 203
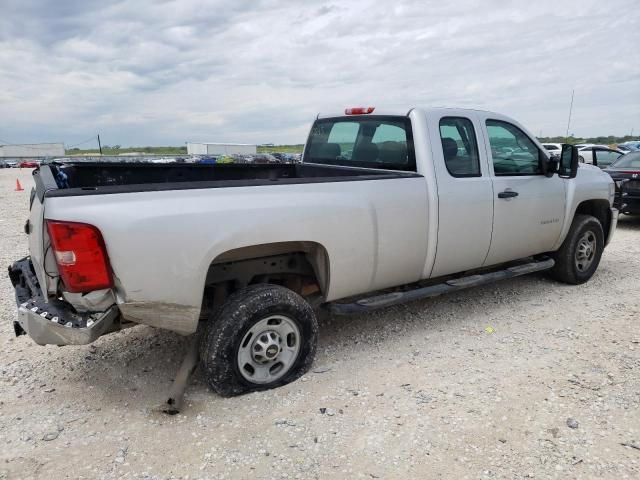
565, 89, 574, 142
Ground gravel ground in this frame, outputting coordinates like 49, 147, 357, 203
0, 168, 639, 480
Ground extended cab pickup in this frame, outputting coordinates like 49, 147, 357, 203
9, 107, 618, 396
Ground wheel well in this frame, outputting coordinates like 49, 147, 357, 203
200, 242, 329, 318
574, 199, 610, 236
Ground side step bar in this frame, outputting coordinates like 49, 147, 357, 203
328, 258, 555, 315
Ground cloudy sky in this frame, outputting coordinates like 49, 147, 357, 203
1, 0, 638, 147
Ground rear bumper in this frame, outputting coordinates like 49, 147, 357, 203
8, 257, 118, 346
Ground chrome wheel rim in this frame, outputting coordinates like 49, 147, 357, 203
575, 230, 597, 272
237, 315, 301, 384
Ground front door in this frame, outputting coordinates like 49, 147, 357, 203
482, 119, 566, 266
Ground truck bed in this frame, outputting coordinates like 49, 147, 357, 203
39, 162, 419, 197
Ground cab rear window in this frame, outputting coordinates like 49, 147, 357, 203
304, 116, 416, 171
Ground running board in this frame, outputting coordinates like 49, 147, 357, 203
328, 258, 555, 315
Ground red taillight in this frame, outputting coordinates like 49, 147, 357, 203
345, 106, 375, 115
46, 220, 113, 293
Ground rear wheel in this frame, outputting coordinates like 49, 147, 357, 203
549, 214, 604, 284
200, 284, 318, 396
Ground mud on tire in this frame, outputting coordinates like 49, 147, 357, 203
200, 284, 318, 396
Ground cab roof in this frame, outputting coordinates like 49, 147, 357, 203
316, 106, 507, 119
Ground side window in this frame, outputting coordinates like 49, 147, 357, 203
486, 119, 542, 175
438, 117, 481, 177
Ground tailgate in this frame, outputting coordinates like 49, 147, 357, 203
29, 167, 60, 294
10, 166, 120, 345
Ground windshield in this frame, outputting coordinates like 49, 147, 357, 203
304, 116, 415, 171
611, 152, 640, 169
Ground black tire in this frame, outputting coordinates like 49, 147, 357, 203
549, 214, 604, 284
200, 284, 318, 396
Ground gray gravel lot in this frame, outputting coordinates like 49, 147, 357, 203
0, 168, 639, 479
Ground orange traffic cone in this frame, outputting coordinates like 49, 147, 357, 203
15, 179, 24, 191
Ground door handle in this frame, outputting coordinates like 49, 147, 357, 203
498, 190, 519, 199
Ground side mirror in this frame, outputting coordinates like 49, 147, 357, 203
558, 144, 578, 178
540, 150, 557, 177
544, 157, 559, 177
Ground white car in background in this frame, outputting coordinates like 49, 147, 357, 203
577, 145, 625, 168
542, 143, 562, 158
575, 143, 607, 150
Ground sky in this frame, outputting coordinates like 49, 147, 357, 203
1, 0, 638, 147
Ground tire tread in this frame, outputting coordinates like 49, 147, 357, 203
549, 214, 604, 284
200, 284, 318, 396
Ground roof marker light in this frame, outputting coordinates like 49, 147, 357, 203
345, 107, 375, 115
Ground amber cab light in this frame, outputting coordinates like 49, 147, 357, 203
46, 220, 113, 293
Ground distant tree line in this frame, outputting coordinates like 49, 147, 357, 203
64, 136, 637, 157
537, 135, 638, 145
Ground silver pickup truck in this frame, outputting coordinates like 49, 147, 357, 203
9, 107, 618, 396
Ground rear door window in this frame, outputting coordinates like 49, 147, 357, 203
439, 117, 481, 177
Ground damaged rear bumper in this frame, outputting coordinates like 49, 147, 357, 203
8, 257, 118, 346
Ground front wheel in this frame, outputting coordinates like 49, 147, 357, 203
200, 284, 318, 396
549, 214, 604, 284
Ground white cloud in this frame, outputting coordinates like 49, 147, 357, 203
0, 0, 638, 146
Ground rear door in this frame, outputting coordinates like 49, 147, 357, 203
429, 113, 494, 277
481, 117, 566, 266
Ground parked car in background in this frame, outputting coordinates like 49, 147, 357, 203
577, 146, 624, 168
575, 143, 606, 149
604, 152, 640, 215
618, 141, 640, 153
542, 143, 562, 158
18, 160, 40, 168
